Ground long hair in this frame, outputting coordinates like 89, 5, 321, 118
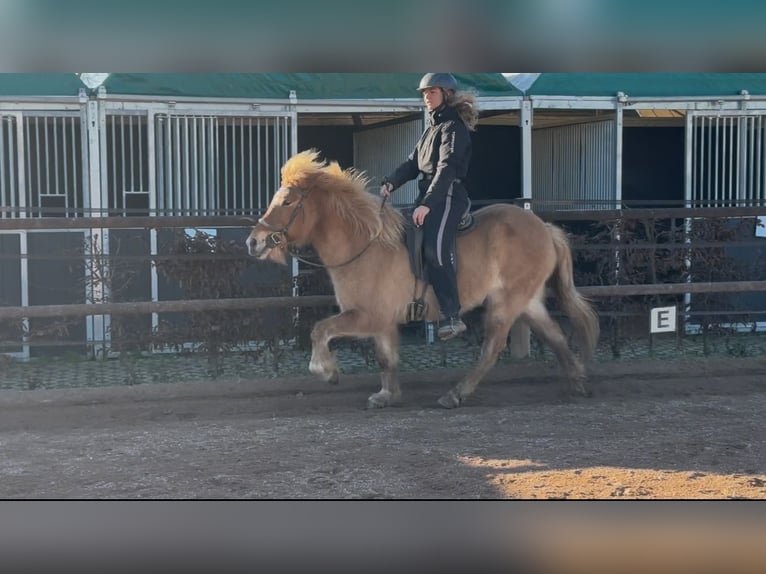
446, 89, 480, 132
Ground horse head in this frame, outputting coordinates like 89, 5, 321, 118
246, 150, 331, 263
246, 184, 314, 263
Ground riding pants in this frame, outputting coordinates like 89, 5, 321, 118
420, 180, 469, 319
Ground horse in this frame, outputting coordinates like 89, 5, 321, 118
246, 149, 599, 409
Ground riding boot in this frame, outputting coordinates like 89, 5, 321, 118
437, 315, 467, 340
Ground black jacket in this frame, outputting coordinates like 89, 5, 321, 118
385, 104, 471, 209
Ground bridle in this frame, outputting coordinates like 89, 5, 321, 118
254, 185, 388, 270
256, 186, 309, 251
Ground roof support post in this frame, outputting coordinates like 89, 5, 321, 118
520, 98, 533, 206
511, 97, 533, 358
615, 96, 624, 207
85, 90, 110, 358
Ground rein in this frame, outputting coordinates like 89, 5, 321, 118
257, 187, 388, 270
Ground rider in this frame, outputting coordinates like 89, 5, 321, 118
380, 73, 478, 340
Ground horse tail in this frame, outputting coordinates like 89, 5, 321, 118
547, 224, 600, 361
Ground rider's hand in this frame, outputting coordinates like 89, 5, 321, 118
413, 205, 431, 226
380, 182, 393, 199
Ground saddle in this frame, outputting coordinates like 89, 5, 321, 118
401, 200, 476, 323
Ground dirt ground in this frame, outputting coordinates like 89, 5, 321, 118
0, 355, 764, 499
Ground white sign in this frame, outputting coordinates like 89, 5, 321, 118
650, 306, 677, 333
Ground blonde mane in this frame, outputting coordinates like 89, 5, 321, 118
281, 150, 403, 249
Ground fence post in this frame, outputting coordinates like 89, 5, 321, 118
85, 93, 110, 358
509, 320, 531, 359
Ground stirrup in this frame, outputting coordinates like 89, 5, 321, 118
437, 317, 467, 340
406, 299, 427, 323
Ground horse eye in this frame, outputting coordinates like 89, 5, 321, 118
282, 199, 292, 206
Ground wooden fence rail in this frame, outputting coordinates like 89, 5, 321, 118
1, 205, 765, 231
2, 281, 766, 321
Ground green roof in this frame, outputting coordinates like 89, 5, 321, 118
526, 73, 766, 97
0, 73, 85, 96
99, 73, 521, 99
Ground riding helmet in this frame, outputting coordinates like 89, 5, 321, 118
417, 73, 458, 92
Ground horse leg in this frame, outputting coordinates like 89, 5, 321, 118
310, 311, 402, 408
437, 298, 518, 409
309, 309, 369, 385
366, 329, 402, 409
522, 299, 590, 397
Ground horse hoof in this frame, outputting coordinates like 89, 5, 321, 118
309, 359, 338, 384
366, 390, 400, 409
569, 379, 591, 397
366, 393, 389, 409
437, 391, 461, 409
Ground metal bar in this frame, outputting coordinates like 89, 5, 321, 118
183, 115, 190, 215
721, 116, 728, 207
129, 115, 135, 194
32, 117, 40, 212
191, 116, 198, 216
257, 117, 263, 210
688, 114, 695, 206
727, 117, 734, 205
71, 116, 78, 213
43, 116, 50, 199
156, 116, 165, 214
79, 103, 89, 215
239, 116, 245, 214
248, 117, 253, 214
3, 116, 11, 212
763, 115, 766, 202
706, 116, 713, 205
173, 114, 181, 215
749, 116, 755, 204
110, 114, 117, 213
207, 116, 215, 214
138, 114, 144, 193
52, 116, 60, 197
0, 117, 6, 214
695, 116, 701, 205
16, 113, 26, 217
120, 114, 126, 211
737, 116, 744, 204
265, 118, 271, 211
713, 116, 719, 205
199, 116, 207, 214
62, 117, 70, 213
757, 115, 763, 203
164, 115, 172, 214
23, 119, 31, 212
223, 117, 229, 214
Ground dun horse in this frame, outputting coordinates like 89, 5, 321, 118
246, 150, 599, 409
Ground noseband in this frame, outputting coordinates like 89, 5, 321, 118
256, 186, 309, 249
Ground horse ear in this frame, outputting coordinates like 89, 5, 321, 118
326, 161, 344, 177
